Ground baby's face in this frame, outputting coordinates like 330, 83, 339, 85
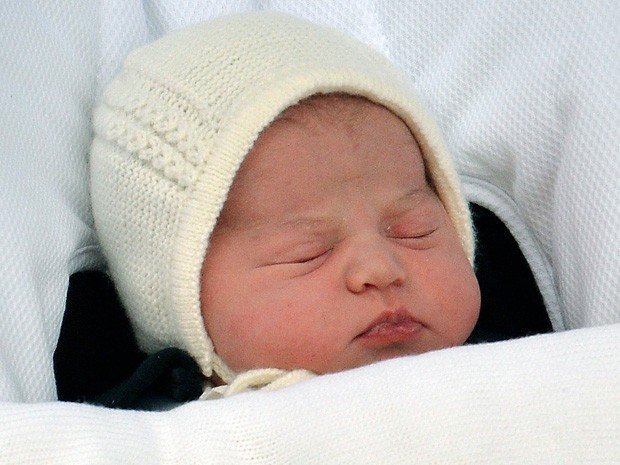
201, 96, 480, 375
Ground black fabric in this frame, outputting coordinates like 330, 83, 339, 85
54, 203, 551, 406
54, 273, 205, 407
54, 270, 146, 403
470, 204, 552, 339
93, 347, 205, 409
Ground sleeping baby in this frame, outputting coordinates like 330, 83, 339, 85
90, 11, 480, 401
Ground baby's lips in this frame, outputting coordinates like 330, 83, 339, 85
354, 309, 423, 347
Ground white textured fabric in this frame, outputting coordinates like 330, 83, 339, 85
1, 0, 619, 463
91, 12, 473, 386
0, 1, 103, 402
2, 325, 620, 464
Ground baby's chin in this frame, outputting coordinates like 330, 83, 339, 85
293, 349, 431, 375
317, 337, 473, 374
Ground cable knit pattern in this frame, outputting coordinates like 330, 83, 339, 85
95, 72, 212, 188
90, 12, 473, 390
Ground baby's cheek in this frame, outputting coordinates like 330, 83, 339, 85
450, 268, 481, 344
237, 302, 336, 371
424, 244, 480, 343
216, 304, 295, 368
204, 306, 261, 371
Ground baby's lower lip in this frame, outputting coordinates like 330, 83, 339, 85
355, 318, 423, 348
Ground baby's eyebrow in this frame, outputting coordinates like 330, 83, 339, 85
216, 211, 337, 236
386, 186, 436, 212
218, 186, 435, 234
273, 215, 340, 234
274, 189, 434, 231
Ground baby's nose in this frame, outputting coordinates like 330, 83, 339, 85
344, 237, 406, 293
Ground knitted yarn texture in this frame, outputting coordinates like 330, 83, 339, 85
90, 11, 473, 389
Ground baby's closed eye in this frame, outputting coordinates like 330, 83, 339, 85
262, 240, 333, 268
385, 211, 442, 249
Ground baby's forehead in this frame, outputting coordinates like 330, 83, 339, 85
263, 92, 434, 186
227, 92, 432, 206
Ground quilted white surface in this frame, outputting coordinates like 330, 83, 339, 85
1, 0, 619, 401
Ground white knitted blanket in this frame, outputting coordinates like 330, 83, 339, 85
1, 1, 619, 463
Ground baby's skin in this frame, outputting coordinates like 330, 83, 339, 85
200, 94, 480, 375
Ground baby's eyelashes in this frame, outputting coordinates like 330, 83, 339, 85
387, 226, 438, 240
384, 206, 443, 247
274, 247, 332, 266
390, 230, 439, 251
257, 237, 334, 270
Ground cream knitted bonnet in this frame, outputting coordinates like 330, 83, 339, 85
90, 11, 474, 390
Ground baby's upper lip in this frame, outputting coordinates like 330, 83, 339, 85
355, 308, 421, 339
